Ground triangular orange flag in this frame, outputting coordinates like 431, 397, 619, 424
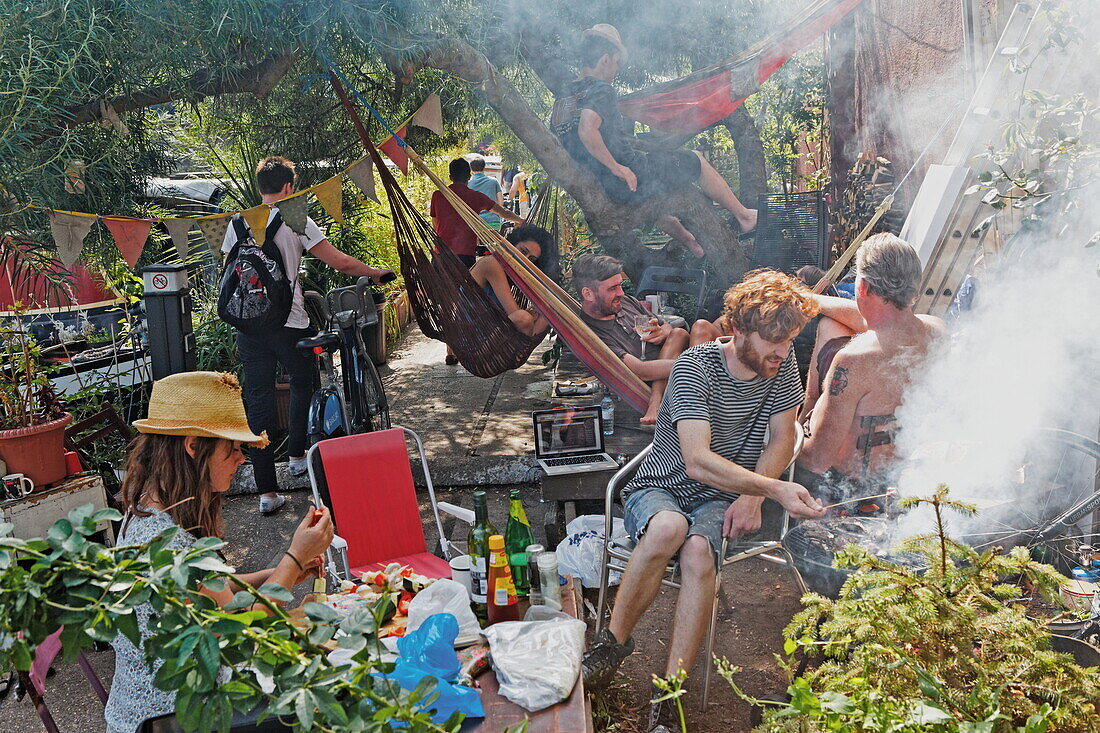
379, 125, 409, 174
102, 217, 154, 268
242, 205, 271, 244
312, 176, 344, 225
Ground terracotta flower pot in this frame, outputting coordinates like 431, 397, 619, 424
0, 413, 73, 489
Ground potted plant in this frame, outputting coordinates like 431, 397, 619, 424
0, 305, 72, 487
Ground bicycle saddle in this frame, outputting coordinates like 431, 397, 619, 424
296, 331, 342, 354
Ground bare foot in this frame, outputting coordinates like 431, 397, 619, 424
640, 411, 658, 426
680, 234, 705, 258
738, 208, 758, 234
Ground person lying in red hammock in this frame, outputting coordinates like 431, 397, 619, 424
468, 224, 556, 337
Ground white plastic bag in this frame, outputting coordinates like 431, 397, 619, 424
555, 514, 627, 588
483, 617, 587, 711
406, 579, 481, 642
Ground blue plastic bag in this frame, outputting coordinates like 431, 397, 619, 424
380, 613, 484, 724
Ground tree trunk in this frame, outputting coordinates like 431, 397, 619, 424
388, 32, 751, 285
722, 106, 768, 207
825, 14, 858, 220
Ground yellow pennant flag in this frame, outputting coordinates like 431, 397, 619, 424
242, 205, 271, 244
312, 176, 344, 225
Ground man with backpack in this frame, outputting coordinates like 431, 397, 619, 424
219, 156, 393, 514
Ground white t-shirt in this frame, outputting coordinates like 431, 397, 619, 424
221, 208, 326, 329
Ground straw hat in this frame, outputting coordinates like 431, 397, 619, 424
582, 24, 628, 62
133, 371, 268, 446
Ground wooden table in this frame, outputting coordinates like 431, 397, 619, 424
464, 577, 593, 732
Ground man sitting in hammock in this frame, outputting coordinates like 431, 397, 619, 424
573, 254, 694, 425
552, 24, 758, 258
468, 224, 555, 337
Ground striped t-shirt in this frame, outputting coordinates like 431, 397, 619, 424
624, 339, 804, 505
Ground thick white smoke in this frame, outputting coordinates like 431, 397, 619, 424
892, 233, 1100, 535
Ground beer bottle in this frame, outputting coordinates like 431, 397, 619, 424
504, 489, 535, 596
468, 491, 497, 619
487, 534, 519, 624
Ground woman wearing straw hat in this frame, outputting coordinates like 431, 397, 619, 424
105, 371, 335, 733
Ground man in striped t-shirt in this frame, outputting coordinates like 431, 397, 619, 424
583, 271, 826, 733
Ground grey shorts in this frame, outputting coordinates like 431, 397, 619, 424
623, 487, 731, 570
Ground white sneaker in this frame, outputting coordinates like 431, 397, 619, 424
288, 457, 309, 476
259, 494, 287, 514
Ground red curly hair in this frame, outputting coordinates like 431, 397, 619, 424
721, 269, 819, 342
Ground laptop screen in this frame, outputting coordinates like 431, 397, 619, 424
532, 406, 604, 458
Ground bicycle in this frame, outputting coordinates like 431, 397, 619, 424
297, 276, 392, 445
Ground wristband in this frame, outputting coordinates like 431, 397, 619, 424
284, 550, 305, 571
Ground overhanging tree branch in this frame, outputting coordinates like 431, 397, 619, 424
43, 51, 301, 139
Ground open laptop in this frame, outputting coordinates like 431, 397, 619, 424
533, 406, 620, 476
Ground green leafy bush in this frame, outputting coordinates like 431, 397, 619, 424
0, 506, 468, 732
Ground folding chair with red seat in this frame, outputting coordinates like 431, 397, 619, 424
305, 427, 464, 582
19, 629, 109, 733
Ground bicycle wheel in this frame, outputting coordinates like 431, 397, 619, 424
962, 428, 1100, 575
359, 355, 390, 432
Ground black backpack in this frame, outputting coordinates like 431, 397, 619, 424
217, 211, 293, 334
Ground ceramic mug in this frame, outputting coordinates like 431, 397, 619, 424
2, 473, 34, 501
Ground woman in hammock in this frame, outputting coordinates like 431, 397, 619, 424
469, 224, 556, 337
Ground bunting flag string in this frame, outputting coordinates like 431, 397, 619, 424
164, 218, 194, 260
48, 210, 97, 267
102, 216, 154, 268
311, 176, 344, 225
195, 214, 233, 252
23, 92, 442, 270
278, 192, 310, 235
345, 156, 378, 204
241, 205, 271, 244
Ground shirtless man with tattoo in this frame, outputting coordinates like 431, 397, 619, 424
796, 234, 946, 499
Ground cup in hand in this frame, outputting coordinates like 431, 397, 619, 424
2, 473, 34, 501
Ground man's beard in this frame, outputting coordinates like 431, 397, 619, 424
735, 337, 782, 378
595, 295, 622, 318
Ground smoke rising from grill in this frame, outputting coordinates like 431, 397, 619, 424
892, 232, 1100, 534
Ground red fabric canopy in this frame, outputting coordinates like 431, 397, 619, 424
618, 0, 865, 134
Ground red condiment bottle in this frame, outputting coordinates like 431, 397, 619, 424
486, 534, 519, 624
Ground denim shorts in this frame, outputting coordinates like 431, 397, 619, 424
623, 487, 732, 569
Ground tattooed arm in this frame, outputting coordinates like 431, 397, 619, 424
798, 351, 864, 474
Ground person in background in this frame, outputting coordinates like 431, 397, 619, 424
223, 156, 393, 514
430, 157, 523, 268
508, 165, 531, 218
106, 371, 334, 733
467, 155, 504, 230
580, 271, 824, 733
796, 234, 946, 502
431, 157, 525, 364
468, 224, 556, 337
572, 253, 694, 425
792, 265, 839, 387
552, 24, 757, 258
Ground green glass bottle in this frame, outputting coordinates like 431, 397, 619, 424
504, 489, 535, 596
468, 491, 497, 618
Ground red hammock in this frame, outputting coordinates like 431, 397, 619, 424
618, 0, 865, 134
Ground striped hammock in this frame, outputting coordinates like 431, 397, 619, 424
364, 137, 652, 412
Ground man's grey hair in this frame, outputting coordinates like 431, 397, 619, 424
571, 254, 624, 293
855, 233, 922, 309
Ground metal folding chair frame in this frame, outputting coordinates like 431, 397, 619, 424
594, 428, 806, 709
305, 426, 464, 582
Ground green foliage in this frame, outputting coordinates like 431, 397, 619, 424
723, 487, 1100, 732
747, 51, 829, 194
0, 505, 466, 732
0, 304, 65, 429
965, 1, 1099, 244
